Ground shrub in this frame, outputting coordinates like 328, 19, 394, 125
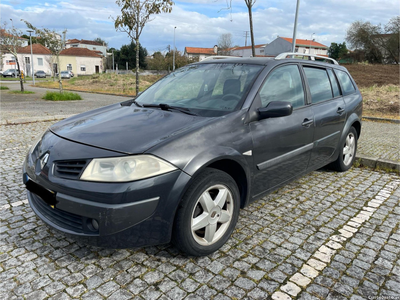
43, 91, 83, 101
0, 86, 9, 90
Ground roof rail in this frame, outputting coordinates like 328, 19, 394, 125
275, 52, 339, 65
202, 56, 234, 61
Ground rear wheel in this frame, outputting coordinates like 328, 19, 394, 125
172, 168, 240, 256
330, 127, 358, 172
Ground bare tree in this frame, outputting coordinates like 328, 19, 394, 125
24, 21, 66, 92
244, 0, 256, 57
0, 23, 26, 91
218, 33, 233, 55
218, 1, 257, 57
113, 0, 174, 95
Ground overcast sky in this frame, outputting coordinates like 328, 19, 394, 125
1, 0, 398, 54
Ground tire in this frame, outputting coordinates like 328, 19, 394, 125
330, 126, 358, 172
172, 168, 240, 256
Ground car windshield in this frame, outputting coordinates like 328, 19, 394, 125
136, 63, 263, 117
61, 71, 68, 74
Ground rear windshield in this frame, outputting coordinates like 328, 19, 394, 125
136, 63, 263, 117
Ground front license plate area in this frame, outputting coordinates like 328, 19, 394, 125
26, 180, 57, 206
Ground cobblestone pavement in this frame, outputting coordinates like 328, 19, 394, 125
1, 122, 400, 300
358, 121, 400, 162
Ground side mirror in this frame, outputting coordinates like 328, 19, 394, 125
258, 101, 293, 120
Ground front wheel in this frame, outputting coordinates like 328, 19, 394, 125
330, 127, 358, 172
172, 168, 240, 256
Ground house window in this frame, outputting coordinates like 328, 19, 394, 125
72, 45, 78, 47
93, 47, 96, 50
38, 58, 43, 66
260, 49, 264, 53
67, 64, 72, 71
25, 57, 30, 64
81, 65, 86, 71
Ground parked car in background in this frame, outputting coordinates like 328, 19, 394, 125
60, 71, 71, 79
23, 53, 362, 256
2, 69, 20, 77
35, 71, 47, 78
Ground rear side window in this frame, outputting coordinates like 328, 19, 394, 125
259, 64, 305, 109
335, 70, 355, 95
327, 69, 341, 97
303, 67, 333, 104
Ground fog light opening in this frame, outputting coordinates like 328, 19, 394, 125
87, 218, 99, 231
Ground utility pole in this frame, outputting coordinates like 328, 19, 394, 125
243, 31, 249, 47
309, 33, 315, 54
291, 0, 300, 53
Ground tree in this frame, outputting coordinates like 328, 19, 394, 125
24, 21, 66, 92
218, 33, 233, 55
113, 0, 174, 95
328, 42, 348, 60
93, 37, 108, 47
118, 41, 148, 70
20, 34, 46, 46
345, 18, 400, 64
0, 23, 26, 91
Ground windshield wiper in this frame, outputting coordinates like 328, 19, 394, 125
141, 103, 198, 116
120, 99, 143, 107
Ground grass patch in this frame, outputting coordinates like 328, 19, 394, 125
0, 86, 9, 90
43, 91, 83, 101
8, 90, 34, 94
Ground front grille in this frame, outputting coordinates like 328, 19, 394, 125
54, 160, 88, 180
30, 192, 86, 233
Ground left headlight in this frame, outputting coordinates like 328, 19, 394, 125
80, 155, 177, 182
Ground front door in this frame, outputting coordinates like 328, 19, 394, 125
95, 66, 100, 74
250, 64, 314, 196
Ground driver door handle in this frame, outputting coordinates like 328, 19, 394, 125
302, 118, 313, 127
337, 107, 345, 114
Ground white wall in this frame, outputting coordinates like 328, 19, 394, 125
17, 53, 53, 76
75, 56, 103, 75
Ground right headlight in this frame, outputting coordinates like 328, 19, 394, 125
80, 155, 177, 182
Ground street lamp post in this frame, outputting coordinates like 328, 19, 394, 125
173, 26, 176, 71
291, 0, 300, 53
309, 33, 315, 55
27, 30, 35, 85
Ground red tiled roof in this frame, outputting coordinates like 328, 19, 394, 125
60, 47, 102, 57
66, 39, 103, 46
185, 47, 215, 55
280, 37, 328, 49
0, 29, 28, 40
18, 44, 51, 55
231, 44, 266, 51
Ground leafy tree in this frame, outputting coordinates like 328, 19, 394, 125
93, 37, 108, 47
383, 16, 399, 64
24, 21, 66, 92
20, 34, 46, 46
118, 41, 148, 70
218, 33, 233, 55
0, 22, 25, 91
113, 0, 174, 95
328, 42, 348, 60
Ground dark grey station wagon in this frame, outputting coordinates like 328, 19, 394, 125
23, 53, 362, 256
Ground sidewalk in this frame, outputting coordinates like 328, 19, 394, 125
1, 82, 399, 172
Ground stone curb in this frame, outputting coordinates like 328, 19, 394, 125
1, 115, 74, 125
356, 154, 400, 173
362, 116, 400, 124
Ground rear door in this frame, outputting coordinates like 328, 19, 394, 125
302, 65, 346, 169
250, 64, 314, 196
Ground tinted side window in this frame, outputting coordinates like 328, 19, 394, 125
303, 67, 333, 104
335, 69, 355, 95
259, 65, 305, 109
327, 69, 341, 97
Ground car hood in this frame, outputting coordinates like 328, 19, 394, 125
50, 103, 209, 154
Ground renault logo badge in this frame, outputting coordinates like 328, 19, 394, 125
40, 153, 50, 169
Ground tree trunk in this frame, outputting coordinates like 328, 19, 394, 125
247, 4, 256, 57
57, 55, 63, 93
16, 60, 24, 92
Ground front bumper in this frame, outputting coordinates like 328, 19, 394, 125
23, 131, 191, 248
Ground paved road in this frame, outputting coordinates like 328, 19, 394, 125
1, 121, 399, 299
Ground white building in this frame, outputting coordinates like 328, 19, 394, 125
59, 47, 103, 75
264, 37, 328, 57
17, 44, 53, 76
184, 46, 218, 61
66, 39, 107, 57
230, 44, 267, 57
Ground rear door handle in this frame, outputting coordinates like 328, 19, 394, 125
302, 118, 313, 127
337, 107, 345, 114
